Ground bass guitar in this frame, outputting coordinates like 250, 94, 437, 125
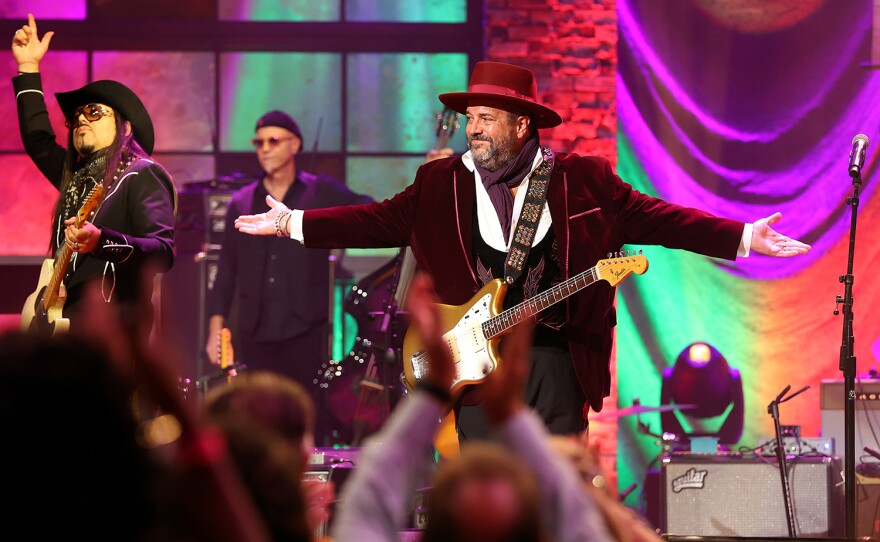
401, 254, 649, 397
21, 183, 104, 335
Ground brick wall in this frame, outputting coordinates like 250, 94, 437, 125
485, 0, 620, 485
486, 0, 618, 163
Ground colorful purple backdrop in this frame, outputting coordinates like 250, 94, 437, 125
614, 0, 880, 507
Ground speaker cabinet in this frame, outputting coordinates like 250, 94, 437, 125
159, 180, 249, 383
857, 473, 880, 538
820, 378, 880, 460
661, 455, 843, 538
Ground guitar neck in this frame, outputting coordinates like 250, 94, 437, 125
39, 183, 104, 313
435, 133, 452, 151
42, 236, 76, 311
482, 265, 599, 339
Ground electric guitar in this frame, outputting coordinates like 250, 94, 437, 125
21, 183, 104, 335
401, 254, 649, 397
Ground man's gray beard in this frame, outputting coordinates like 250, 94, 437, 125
469, 137, 516, 171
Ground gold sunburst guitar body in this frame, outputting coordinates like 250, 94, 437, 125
401, 254, 649, 457
21, 184, 104, 336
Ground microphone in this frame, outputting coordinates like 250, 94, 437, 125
849, 134, 870, 178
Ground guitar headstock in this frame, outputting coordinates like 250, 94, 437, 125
218, 327, 236, 377
596, 252, 649, 287
435, 106, 460, 140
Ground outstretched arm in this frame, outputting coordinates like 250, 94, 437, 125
750, 212, 811, 257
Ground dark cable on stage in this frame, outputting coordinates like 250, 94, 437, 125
836, 133, 870, 538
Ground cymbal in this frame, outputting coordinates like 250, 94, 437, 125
590, 403, 697, 422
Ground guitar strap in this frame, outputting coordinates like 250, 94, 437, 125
503, 146, 554, 284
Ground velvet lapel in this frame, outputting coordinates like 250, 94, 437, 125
453, 161, 477, 283
546, 165, 570, 281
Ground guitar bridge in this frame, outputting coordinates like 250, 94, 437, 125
411, 350, 428, 380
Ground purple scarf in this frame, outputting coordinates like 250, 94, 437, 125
475, 135, 541, 243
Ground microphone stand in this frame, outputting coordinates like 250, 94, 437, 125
835, 160, 863, 538
767, 384, 810, 538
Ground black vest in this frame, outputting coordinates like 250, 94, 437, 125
472, 208, 567, 348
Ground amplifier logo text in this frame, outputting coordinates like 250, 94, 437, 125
671, 468, 708, 493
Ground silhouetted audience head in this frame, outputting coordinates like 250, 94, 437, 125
212, 414, 313, 542
0, 330, 170, 540
202, 370, 316, 454
421, 442, 545, 542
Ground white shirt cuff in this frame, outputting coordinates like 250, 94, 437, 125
290, 209, 305, 243
738, 223, 753, 257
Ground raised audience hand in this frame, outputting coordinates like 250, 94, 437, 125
480, 319, 534, 427
405, 272, 455, 392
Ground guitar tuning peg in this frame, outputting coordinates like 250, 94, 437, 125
607, 252, 612, 258
638, 249, 643, 255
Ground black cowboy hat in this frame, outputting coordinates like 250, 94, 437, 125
56, 80, 155, 155
439, 61, 563, 129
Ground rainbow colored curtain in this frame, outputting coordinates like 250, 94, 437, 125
615, 0, 880, 503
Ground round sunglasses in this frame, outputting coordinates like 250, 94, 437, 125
251, 135, 295, 150
65, 104, 114, 128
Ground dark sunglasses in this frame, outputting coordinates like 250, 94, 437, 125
251, 135, 294, 149
65, 103, 114, 128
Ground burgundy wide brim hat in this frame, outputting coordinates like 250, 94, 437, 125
56, 80, 155, 155
438, 61, 563, 129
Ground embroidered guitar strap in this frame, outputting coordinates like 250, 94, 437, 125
503, 146, 554, 284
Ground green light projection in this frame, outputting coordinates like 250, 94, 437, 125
347, 53, 468, 153
220, 53, 342, 152
218, 0, 339, 21
614, 133, 760, 509
345, 0, 466, 23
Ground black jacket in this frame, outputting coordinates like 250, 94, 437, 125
14, 73, 176, 312
207, 173, 372, 341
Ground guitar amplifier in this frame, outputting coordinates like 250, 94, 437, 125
174, 178, 252, 254
159, 178, 250, 380
661, 454, 843, 537
820, 378, 880, 460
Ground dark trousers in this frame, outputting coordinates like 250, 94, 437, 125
455, 346, 587, 442
238, 327, 333, 444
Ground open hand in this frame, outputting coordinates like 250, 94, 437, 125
750, 212, 811, 257
234, 195, 290, 236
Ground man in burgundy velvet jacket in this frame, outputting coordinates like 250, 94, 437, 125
235, 61, 810, 440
